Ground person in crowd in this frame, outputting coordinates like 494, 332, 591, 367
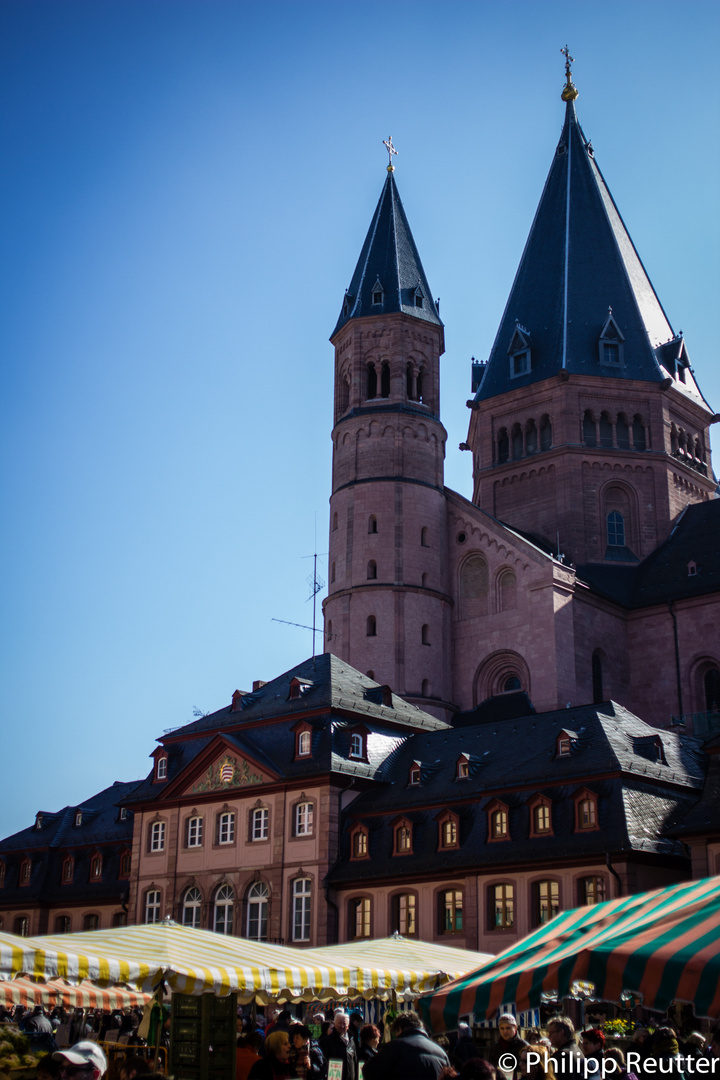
236, 1032, 264, 1080
23, 1005, 57, 1054
363, 1010, 450, 1080
287, 1022, 324, 1079
547, 1018, 584, 1073
518, 1045, 557, 1080
348, 1010, 364, 1052
489, 1014, 528, 1077
458, 1061, 496, 1080
358, 1024, 381, 1064
247, 1030, 293, 1080
604, 1045, 637, 1080
651, 1027, 685, 1078
118, 1055, 151, 1080
319, 1010, 358, 1080
35, 1054, 62, 1080
453, 1024, 478, 1068
685, 1034, 708, 1060
53, 1042, 108, 1080
580, 1029, 605, 1065
272, 1009, 295, 1034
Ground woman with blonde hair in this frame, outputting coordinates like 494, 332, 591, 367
247, 1030, 293, 1079
519, 1045, 558, 1080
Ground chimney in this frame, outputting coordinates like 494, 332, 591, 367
253, 680, 267, 692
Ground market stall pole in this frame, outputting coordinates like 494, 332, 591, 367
417, 874, 720, 1032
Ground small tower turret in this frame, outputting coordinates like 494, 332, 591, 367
324, 146, 453, 718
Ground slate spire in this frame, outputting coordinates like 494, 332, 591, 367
332, 167, 442, 339
474, 87, 692, 402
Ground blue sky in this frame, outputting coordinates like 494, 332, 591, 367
1, 0, 718, 838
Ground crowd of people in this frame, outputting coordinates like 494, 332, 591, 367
4, 997, 720, 1080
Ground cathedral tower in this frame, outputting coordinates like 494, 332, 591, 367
323, 158, 453, 718
466, 62, 716, 567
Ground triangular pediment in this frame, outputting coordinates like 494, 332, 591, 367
599, 310, 625, 342
163, 735, 278, 800
507, 324, 531, 355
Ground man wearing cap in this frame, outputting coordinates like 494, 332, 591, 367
53, 1041, 107, 1080
488, 1015, 528, 1080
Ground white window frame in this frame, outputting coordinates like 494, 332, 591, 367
297, 731, 311, 756
294, 801, 313, 837
156, 757, 167, 780
292, 878, 312, 942
251, 807, 269, 842
182, 886, 202, 928
187, 816, 203, 848
150, 821, 165, 852
350, 733, 364, 759
246, 882, 269, 941
213, 884, 234, 935
218, 811, 235, 845
145, 889, 161, 924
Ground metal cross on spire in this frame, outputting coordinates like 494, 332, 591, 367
561, 45, 578, 102
383, 135, 398, 172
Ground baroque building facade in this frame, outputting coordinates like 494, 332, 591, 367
1, 75, 718, 950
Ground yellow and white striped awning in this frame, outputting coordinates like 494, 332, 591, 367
35, 921, 433, 1000
310, 934, 493, 995
0, 928, 151, 988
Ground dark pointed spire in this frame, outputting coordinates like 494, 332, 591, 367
475, 85, 683, 402
332, 168, 442, 339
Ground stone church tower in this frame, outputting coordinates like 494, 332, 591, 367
325, 69, 719, 727
323, 162, 453, 715
466, 74, 716, 566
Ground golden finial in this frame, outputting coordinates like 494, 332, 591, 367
561, 45, 578, 102
383, 135, 398, 172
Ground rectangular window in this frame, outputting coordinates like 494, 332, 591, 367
580, 876, 606, 906
395, 894, 416, 936
351, 898, 371, 939
150, 821, 165, 852
218, 812, 235, 844
295, 802, 313, 837
511, 351, 530, 378
252, 808, 269, 841
536, 880, 560, 924
83, 914, 100, 931
187, 817, 203, 847
441, 890, 463, 934
491, 884, 514, 929
602, 342, 620, 364
55, 916, 71, 934
145, 890, 161, 924
112, 911, 128, 927
292, 878, 312, 942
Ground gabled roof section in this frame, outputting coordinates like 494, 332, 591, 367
166, 654, 449, 740
475, 99, 682, 401
331, 171, 442, 338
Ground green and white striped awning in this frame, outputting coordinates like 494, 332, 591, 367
418, 875, 720, 1031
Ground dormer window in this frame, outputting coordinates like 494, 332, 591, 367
35, 814, 43, 830
74, 811, 83, 827
297, 730, 312, 757
372, 278, 384, 306
438, 813, 459, 851
508, 323, 532, 378
409, 763, 421, 786
62, 856, 73, 883
156, 757, 168, 780
393, 818, 413, 855
90, 854, 103, 881
575, 789, 599, 831
598, 310, 625, 367
289, 677, 313, 700
350, 732, 364, 759
413, 285, 424, 309
488, 804, 509, 841
556, 730, 575, 758
456, 756, 469, 779
119, 807, 128, 821
19, 859, 31, 886
688, 561, 698, 577
351, 826, 369, 860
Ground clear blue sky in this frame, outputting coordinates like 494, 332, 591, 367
1, 0, 718, 838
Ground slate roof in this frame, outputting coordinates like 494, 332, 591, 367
124, 655, 448, 806
0, 781, 139, 905
472, 99, 707, 406
666, 754, 720, 838
577, 500, 720, 608
326, 702, 704, 884
331, 170, 442, 338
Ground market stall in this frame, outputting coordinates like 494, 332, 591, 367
417, 874, 720, 1032
311, 933, 493, 997
36, 920, 424, 1000
0, 975, 150, 1010
0, 928, 150, 987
